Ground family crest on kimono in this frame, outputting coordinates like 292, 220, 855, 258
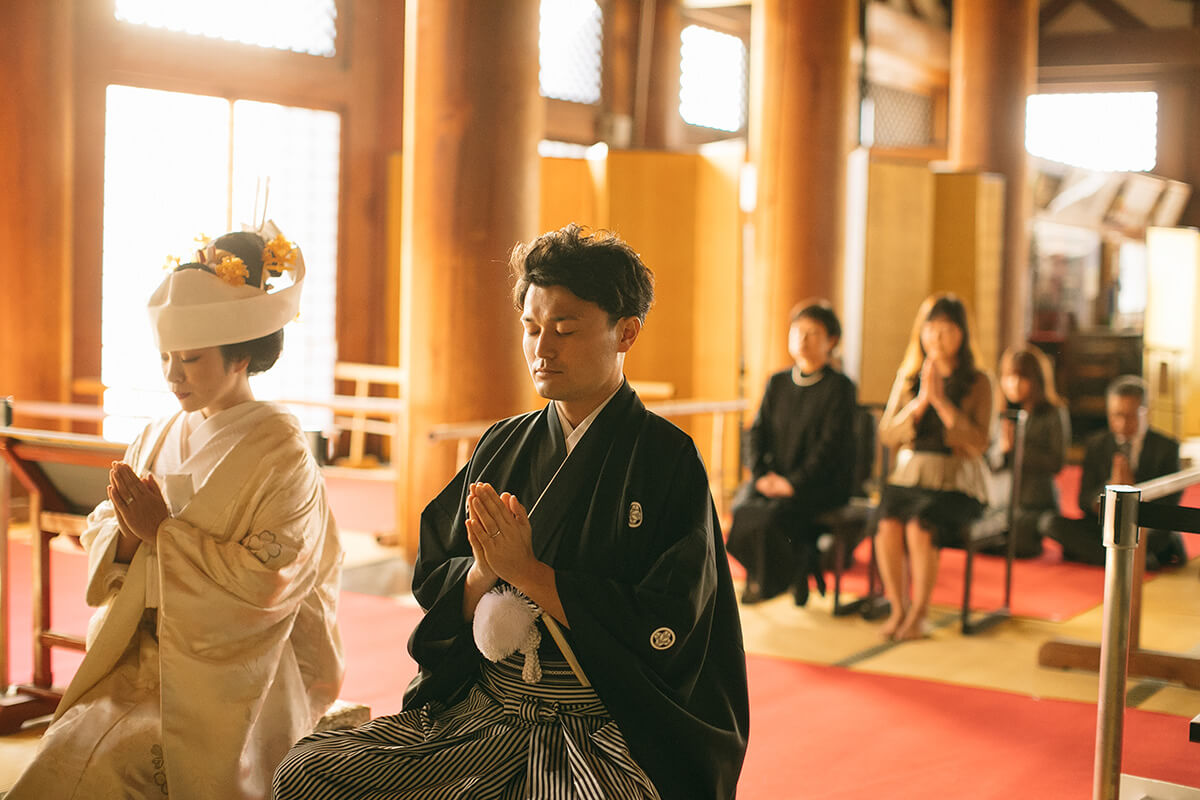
274, 224, 750, 800
7, 224, 344, 799
726, 301, 857, 606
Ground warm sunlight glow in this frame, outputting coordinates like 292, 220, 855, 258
115, 0, 337, 56
679, 25, 747, 132
102, 86, 340, 440
1026, 92, 1157, 172
539, 0, 603, 104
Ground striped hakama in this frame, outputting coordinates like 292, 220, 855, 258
273, 654, 661, 800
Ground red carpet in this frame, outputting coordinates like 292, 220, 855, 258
4, 541, 1199, 797
727, 468, 1200, 622
740, 655, 1200, 799
729, 538, 1119, 623
1, 540, 420, 715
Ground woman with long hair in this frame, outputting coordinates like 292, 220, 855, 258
987, 347, 1070, 557
875, 293, 993, 640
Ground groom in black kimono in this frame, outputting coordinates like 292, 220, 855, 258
275, 225, 749, 800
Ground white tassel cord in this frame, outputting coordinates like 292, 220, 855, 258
474, 586, 544, 684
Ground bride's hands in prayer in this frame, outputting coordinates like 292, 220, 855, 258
108, 462, 170, 562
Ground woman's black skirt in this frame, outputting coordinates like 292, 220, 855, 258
877, 484, 984, 548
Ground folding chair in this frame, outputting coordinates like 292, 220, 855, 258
960, 407, 1028, 634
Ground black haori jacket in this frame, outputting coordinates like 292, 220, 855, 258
405, 380, 750, 799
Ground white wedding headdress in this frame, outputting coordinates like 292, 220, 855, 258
147, 219, 305, 353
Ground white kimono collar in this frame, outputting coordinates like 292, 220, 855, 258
556, 383, 621, 456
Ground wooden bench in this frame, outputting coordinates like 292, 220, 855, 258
331, 362, 407, 468
0, 426, 125, 733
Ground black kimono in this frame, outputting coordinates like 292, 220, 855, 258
726, 366, 857, 601
274, 381, 749, 800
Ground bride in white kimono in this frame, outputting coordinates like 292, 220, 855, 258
7, 226, 344, 800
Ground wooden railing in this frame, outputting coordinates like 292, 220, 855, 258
428, 397, 748, 516
330, 362, 407, 468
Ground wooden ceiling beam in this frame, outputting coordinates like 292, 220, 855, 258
1040, 28, 1200, 69
1039, 0, 1076, 28
1081, 0, 1148, 30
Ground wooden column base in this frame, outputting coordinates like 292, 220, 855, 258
1039, 638, 1200, 690
0, 685, 61, 735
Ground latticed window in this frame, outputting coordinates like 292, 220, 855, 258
114, 0, 338, 57
679, 25, 747, 133
101, 86, 341, 440
539, 0, 603, 104
866, 84, 934, 149
1026, 92, 1157, 172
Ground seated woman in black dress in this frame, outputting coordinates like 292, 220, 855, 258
876, 293, 992, 640
727, 301, 857, 605
986, 347, 1070, 557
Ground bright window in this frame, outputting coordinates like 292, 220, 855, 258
102, 85, 340, 441
1025, 92, 1157, 172
539, 0, 603, 104
115, 0, 337, 56
679, 25, 747, 132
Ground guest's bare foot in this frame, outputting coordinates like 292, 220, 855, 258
894, 609, 931, 641
879, 611, 905, 639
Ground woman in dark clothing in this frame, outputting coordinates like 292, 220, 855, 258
727, 301, 857, 605
986, 347, 1070, 557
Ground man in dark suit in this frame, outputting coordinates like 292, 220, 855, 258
1048, 375, 1187, 569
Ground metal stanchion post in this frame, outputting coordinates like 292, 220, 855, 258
1093, 485, 1141, 800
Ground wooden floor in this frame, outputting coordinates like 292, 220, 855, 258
2, 529, 1199, 791
737, 558, 1200, 720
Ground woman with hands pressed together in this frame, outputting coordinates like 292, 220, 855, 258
875, 293, 993, 641
7, 225, 343, 799
108, 462, 170, 562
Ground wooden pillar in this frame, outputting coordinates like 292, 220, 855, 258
746, 0, 856, 400
0, 1, 74, 413
639, 0, 684, 149
1159, 73, 1200, 230
399, 0, 541, 557
341, 0, 407, 371
601, 0, 639, 148
949, 0, 1037, 351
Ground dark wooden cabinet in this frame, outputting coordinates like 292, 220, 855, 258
1057, 330, 1142, 442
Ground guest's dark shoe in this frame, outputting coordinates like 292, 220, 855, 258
791, 580, 810, 607
740, 584, 766, 605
